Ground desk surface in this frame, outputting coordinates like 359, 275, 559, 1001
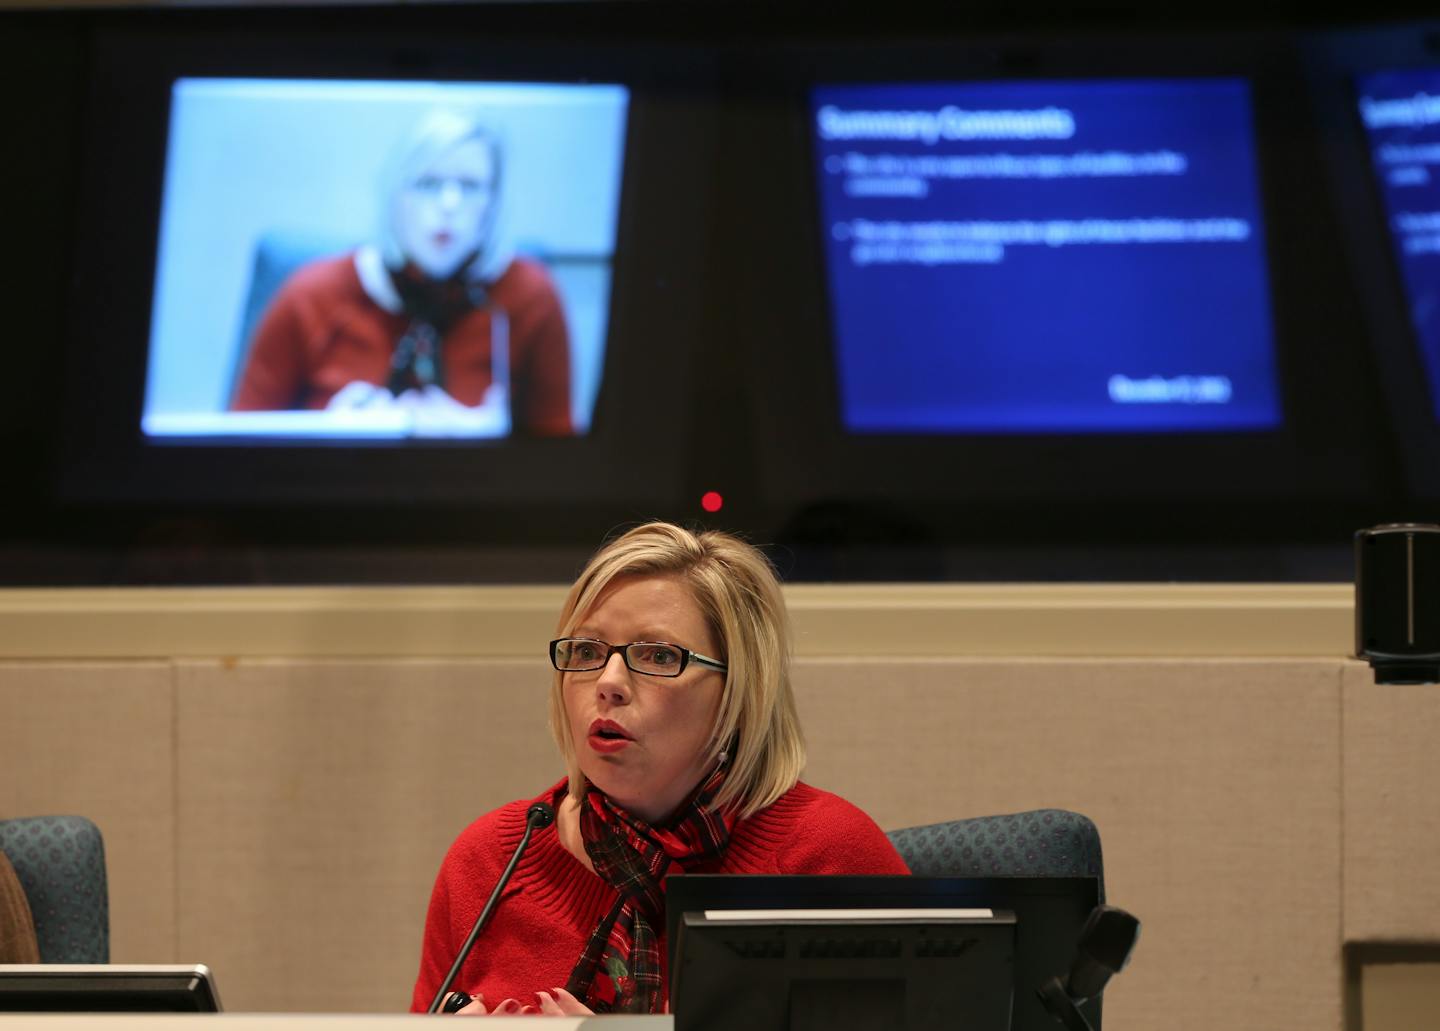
0, 1018, 670, 1029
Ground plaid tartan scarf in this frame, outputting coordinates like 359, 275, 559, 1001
566, 763, 734, 1014
384, 255, 488, 395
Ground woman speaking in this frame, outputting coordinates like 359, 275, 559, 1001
232, 109, 573, 437
410, 522, 908, 1016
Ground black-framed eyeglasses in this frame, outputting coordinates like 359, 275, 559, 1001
549, 637, 728, 678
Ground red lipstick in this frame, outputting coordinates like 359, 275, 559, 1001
588, 718, 633, 754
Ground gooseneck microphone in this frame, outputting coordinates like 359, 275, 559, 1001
426, 801, 556, 1014
1038, 904, 1141, 1031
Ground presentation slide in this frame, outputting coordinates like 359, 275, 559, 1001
811, 78, 1282, 434
142, 78, 628, 441
1357, 68, 1440, 421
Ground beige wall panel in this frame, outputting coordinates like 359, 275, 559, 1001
794, 658, 1343, 1031
175, 659, 562, 1013
1361, 961, 1440, 1031
0, 662, 176, 963
0, 583, 1350, 660
1342, 661, 1440, 943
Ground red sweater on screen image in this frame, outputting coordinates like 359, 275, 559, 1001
232, 253, 573, 435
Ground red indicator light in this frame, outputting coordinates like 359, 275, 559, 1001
701, 491, 723, 513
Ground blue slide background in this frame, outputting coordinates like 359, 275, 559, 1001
812, 79, 1282, 434
1357, 68, 1440, 422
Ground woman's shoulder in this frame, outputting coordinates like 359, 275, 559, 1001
283, 252, 362, 293
755, 781, 888, 831
488, 255, 562, 311
494, 254, 555, 288
441, 781, 566, 872
730, 782, 910, 875
261, 252, 369, 318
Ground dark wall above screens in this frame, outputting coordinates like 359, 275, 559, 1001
1, 1, 1437, 585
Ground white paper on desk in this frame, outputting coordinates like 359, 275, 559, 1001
702, 908, 994, 921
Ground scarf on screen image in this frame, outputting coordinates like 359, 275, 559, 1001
385, 253, 489, 396
566, 760, 734, 1014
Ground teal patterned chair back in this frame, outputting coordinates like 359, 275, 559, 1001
0, 816, 110, 962
887, 809, 1105, 901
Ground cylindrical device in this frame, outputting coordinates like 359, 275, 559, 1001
1355, 523, 1440, 684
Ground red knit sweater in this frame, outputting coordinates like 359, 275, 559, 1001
410, 780, 910, 1012
233, 254, 573, 435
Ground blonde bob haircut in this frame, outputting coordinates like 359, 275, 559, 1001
548, 522, 806, 821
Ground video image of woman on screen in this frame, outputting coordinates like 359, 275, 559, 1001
412, 522, 909, 1016
230, 109, 573, 437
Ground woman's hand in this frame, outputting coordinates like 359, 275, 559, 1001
530, 987, 592, 1016
442, 987, 592, 1017
447, 991, 518, 1016
395, 384, 510, 438
326, 380, 397, 411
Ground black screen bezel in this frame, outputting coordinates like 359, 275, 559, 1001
1304, 21, 1440, 506
666, 874, 1101, 1031
720, 29, 1394, 549
58, 13, 721, 532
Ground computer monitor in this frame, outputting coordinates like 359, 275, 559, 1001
1354, 66, 1440, 423
57, 16, 716, 525
666, 875, 1102, 1031
0, 964, 222, 1012
672, 905, 1015, 1031
1299, 21, 1440, 505
695, 26, 1398, 574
